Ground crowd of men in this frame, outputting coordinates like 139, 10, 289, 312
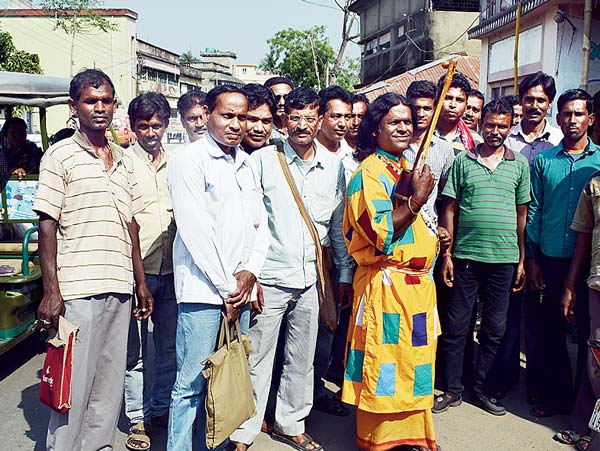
31, 65, 600, 451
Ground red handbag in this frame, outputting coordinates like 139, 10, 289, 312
39, 316, 79, 413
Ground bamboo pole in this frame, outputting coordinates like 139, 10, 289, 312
581, 0, 592, 91
513, 1, 523, 94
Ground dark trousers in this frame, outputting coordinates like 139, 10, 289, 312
486, 290, 523, 395
328, 305, 351, 384
439, 259, 515, 398
524, 255, 589, 410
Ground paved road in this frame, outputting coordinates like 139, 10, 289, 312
0, 333, 571, 451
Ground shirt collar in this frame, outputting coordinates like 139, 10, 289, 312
467, 143, 516, 161
555, 137, 598, 156
375, 148, 401, 162
283, 139, 324, 169
204, 131, 248, 166
133, 141, 168, 168
510, 119, 553, 142
72, 129, 123, 163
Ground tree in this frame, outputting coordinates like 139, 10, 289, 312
0, 30, 43, 74
40, 0, 117, 75
336, 57, 360, 91
180, 51, 200, 66
299, 0, 360, 86
260, 26, 336, 90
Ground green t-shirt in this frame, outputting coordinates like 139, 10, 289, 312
442, 146, 530, 264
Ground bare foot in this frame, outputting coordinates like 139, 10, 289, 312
229, 442, 248, 451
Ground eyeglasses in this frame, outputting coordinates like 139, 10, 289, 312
287, 114, 318, 125
275, 94, 288, 102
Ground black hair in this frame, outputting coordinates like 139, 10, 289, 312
503, 95, 520, 108
518, 71, 557, 102
128, 92, 171, 128
406, 80, 438, 102
481, 98, 514, 123
242, 83, 277, 118
352, 93, 370, 106
205, 85, 246, 113
317, 85, 353, 116
355, 92, 415, 162
593, 91, 600, 115
284, 87, 320, 114
69, 69, 115, 102
177, 89, 206, 117
0, 117, 27, 136
264, 76, 293, 90
556, 89, 593, 115
436, 71, 472, 98
468, 89, 485, 102
49, 127, 75, 145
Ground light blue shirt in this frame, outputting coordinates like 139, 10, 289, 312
252, 140, 354, 288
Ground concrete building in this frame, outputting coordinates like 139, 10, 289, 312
0, 7, 138, 133
469, 0, 600, 105
233, 64, 279, 85
349, 0, 481, 87
193, 49, 244, 91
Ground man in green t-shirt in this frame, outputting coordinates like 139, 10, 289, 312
434, 99, 530, 416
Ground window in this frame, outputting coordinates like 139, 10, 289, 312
241, 67, 247, 75
379, 32, 391, 51
364, 38, 377, 56
397, 22, 406, 42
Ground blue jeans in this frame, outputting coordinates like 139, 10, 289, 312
125, 274, 178, 424
167, 303, 249, 451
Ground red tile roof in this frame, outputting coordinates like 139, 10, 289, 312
356, 54, 480, 101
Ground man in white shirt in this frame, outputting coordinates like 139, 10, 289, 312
505, 72, 563, 166
230, 87, 354, 451
315, 85, 358, 182
167, 85, 269, 451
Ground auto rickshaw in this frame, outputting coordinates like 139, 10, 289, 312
0, 71, 70, 355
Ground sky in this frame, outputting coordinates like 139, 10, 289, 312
101, 0, 361, 64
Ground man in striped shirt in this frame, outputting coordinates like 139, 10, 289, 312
34, 69, 153, 451
434, 99, 529, 416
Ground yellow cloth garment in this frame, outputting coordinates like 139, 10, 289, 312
342, 150, 440, 451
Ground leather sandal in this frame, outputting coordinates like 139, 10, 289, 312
126, 422, 150, 450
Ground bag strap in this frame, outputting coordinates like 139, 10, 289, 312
217, 315, 232, 349
275, 142, 327, 297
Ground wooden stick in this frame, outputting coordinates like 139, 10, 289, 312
414, 58, 459, 172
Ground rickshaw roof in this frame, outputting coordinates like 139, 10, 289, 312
0, 71, 70, 108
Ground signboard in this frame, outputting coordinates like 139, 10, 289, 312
2, 176, 39, 223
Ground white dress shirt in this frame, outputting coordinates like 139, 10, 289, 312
168, 133, 269, 304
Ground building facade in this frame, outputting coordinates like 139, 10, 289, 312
0, 8, 138, 133
349, 0, 481, 87
470, 0, 600, 104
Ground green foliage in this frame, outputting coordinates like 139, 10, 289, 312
180, 51, 200, 66
0, 30, 43, 74
260, 26, 336, 90
40, 0, 117, 35
336, 57, 360, 91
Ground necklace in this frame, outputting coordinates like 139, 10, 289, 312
374, 152, 438, 236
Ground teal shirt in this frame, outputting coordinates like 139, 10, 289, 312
443, 146, 530, 264
527, 138, 600, 259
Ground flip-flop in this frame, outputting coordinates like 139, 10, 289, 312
553, 430, 581, 445
126, 422, 151, 451
271, 431, 323, 451
576, 435, 591, 451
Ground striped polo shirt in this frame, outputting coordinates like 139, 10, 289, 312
33, 131, 143, 300
442, 145, 530, 264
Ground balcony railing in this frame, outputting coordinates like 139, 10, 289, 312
468, 0, 550, 38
